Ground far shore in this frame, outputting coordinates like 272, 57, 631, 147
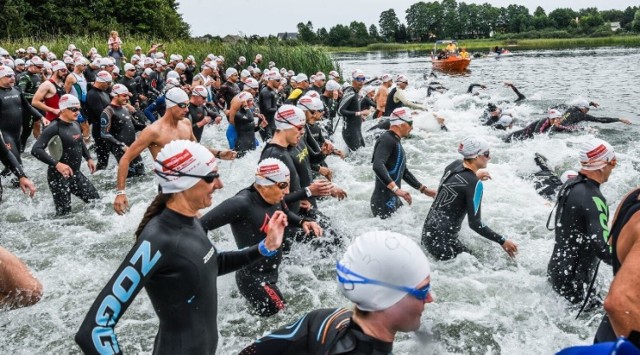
324, 35, 640, 53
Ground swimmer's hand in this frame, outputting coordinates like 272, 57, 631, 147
318, 166, 332, 181
476, 169, 491, 181
302, 220, 323, 237
114, 194, 129, 215
309, 180, 332, 196
501, 239, 518, 258
394, 189, 412, 205
55, 162, 73, 178
300, 200, 313, 211
87, 159, 96, 174
218, 149, 237, 160
19, 177, 36, 198
265, 211, 288, 250
619, 118, 632, 125
330, 186, 347, 200
419, 185, 437, 198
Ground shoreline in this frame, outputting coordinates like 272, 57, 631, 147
325, 35, 640, 53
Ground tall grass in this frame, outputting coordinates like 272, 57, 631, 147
0, 35, 340, 75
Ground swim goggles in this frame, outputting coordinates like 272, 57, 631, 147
337, 262, 431, 301
155, 160, 219, 183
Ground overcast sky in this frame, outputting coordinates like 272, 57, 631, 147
178, 0, 635, 37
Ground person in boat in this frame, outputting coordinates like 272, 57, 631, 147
446, 42, 457, 54
437, 50, 446, 60
460, 47, 470, 59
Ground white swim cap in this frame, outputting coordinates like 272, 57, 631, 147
458, 136, 490, 159
380, 73, 393, 82
237, 91, 254, 103
268, 69, 282, 81
362, 86, 375, 95
548, 109, 563, 119
0, 66, 14, 77
560, 170, 579, 184
110, 84, 131, 97
579, 138, 615, 170
123, 63, 135, 72
191, 85, 208, 98
351, 69, 365, 79
166, 70, 180, 81
95, 70, 113, 83
325, 80, 341, 91
240, 69, 251, 79
275, 105, 306, 130
175, 62, 186, 71
225, 67, 238, 78
496, 115, 513, 126
303, 91, 320, 99
255, 158, 290, 186
396, 74, 409, 83
572, 98, 590, 109
295, 73, 308, 82
154, 140, 218, 194
389, 107, 412, 126
337, 231, 431, 311
243, 78, 259, 90
165, 87, 189, 108
51, 60, 66, 72
297, 96, 324, 111
58, 94, 81, 110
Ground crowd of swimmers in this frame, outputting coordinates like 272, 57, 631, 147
0, 41, 639, 354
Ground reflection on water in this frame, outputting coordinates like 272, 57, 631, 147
1, 47, 639, 354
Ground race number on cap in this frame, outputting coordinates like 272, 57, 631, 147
390, 107, 412, 126
75, 57, 87, 66
381, 73, 393, 82
51, 60, 66, 72
154, 140, 218, 194
237, 91, 254, 102
458, 136, 490, 159
255, 158, 290, 186
0, 66, 15, 77
191, 85, 208, 97
396, 74, 408, 83
58, 94, 81, 110
275, 105, 306, 130
244, 78, 259, 90
111, 84, 131, 96
579, 138, 615, 170
95, 70, 113, 83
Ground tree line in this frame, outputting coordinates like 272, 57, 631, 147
0, 0, 190, 40
296, 1, 640, 47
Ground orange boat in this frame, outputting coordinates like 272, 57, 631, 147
431, 40, 471, 72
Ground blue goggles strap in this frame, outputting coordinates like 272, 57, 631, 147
336, 262, 429, 299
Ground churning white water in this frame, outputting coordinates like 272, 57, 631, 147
1, 47, 639, 354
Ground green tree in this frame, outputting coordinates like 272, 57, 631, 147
532, 6, 551, 30
441, 0, 459, 38
317, 27, 329, 44
297, 21, 317, 44
327, 24, 351, 46
632, 10, 640, 32
379, 9, 400, 41
549, 8, 578, 29
368, 24, 380, 40
406, 1, 443, 41
622, 6, 639, 29
395, 24, 409, 42
478, 4, 500, 37
349, 21, 370, 46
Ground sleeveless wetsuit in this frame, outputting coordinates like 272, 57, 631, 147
200, 185, 303, 317
370, 130, 422, 219
422, 160, 506, 260
383, 87, 402, 116
100, 104, 145, 177
547, 174, 612, 304
75, 208, 266, 354
69, 73, 88, 103
339, 86, 364, 152
594, 188, 640, 343
240, 308, 393, 355
43, 79, 65, 122
31, 120, 99, 215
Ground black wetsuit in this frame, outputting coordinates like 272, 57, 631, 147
339, 86, 364, 151
85, 86, 111, 169
306, 122, 329, 169
118, 76, 142, 107
260, 143, 306, 214
531, 153, 563, 200
0, 86, 43, 163
75, 208, 265, 354
360, 96, 376, 112
556, 107, 621, 132
0, 135, 27, 201
148, 70, 164, 95
371, 130, 422, 219
31, 120, 99, 215
547, 174, 612, 304
321, 94, 337, 136
467, 83, 483, 94
234, 107, 257, 157
17, 71, 42, 148
383, 87, 402, 116
200, 186, 303, 317
218, 81, 239, 109
239, 308, 393, 355
422, 160, 506, 260
594, 188, 640, 343
100, 104, 145, 177
187, 103, 219, 143
258, 85, 278, 139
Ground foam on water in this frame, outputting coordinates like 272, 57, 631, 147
1, 48, 639, 354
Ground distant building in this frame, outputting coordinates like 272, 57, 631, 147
223, 35, 242, 44
277, 32, 298, 40
610, 22, 621, 31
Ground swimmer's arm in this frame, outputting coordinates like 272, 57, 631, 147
21, 93, 44, 120
31, 123, 58, 166
216, 245, 262, 276
584, 114, 621, 124
506, 83, 526, 101
31, 82, 54, 113
604, 222, 640, 338
281, 201, 303, 227
284, 190, 306, 204
466, 180, 505, 244
338, 90, 357, 116
64, 74, 75, 94
467, 83, 484, 93
115, 127, 158, 191
75, 238, 165, 354
199, 198, 241, 232
100, 111, 123, 147
371, 138, 395, 187
143, 96, 162, 123
1, 136, 26, 178
394, 89, 424, 110
402, 169, 423, 190
261, 90, 278, 114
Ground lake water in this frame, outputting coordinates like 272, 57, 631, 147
1, 47, 639, 354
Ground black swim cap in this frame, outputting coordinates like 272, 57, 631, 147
487, 103, 497, 112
